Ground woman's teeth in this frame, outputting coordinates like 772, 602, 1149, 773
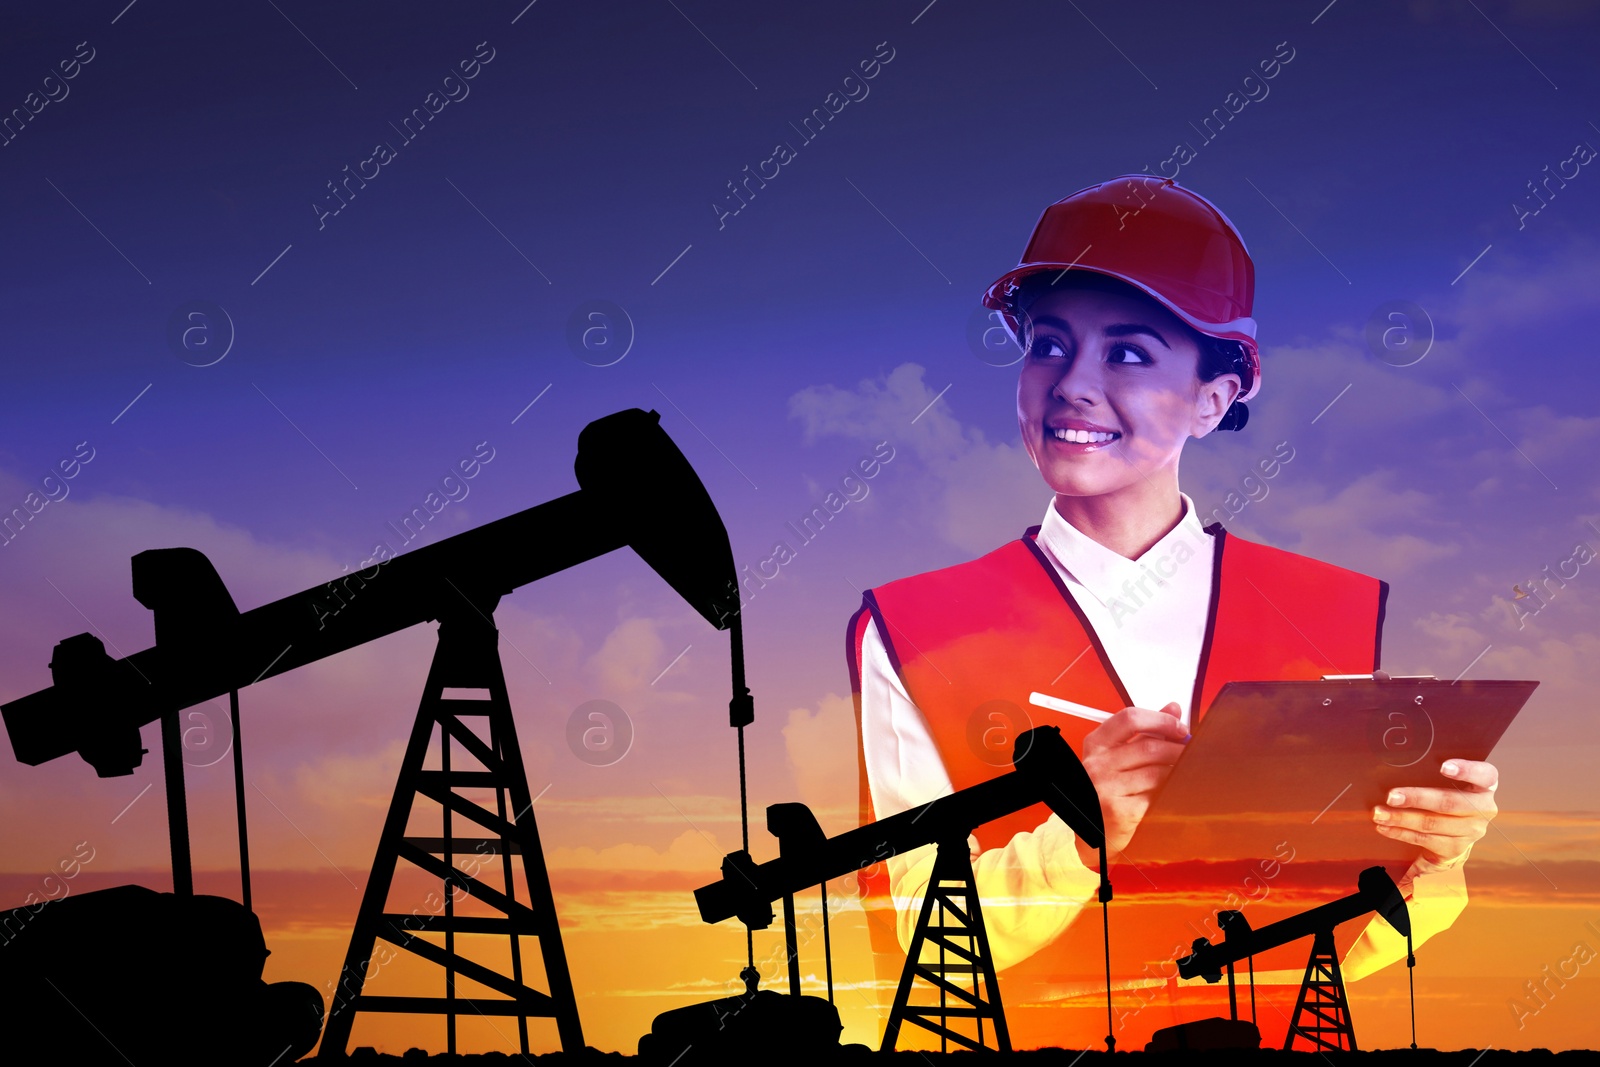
1051, 428, 1119, 444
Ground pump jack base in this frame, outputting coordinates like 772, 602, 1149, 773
1146, 1016, 1262, 1052
640, 990, 845, 1064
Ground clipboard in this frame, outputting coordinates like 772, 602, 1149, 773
1119, 676, 1537, 868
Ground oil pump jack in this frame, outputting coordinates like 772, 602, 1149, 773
1157, 864, 1417, 1053
670, 724, 1114, 1058
2, 408, 761, 1059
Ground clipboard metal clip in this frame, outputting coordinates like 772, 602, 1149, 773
1321, 671, 1438, 682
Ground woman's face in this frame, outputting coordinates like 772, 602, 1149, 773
1015, 284, 1240, 503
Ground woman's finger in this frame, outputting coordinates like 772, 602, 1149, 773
1373, 806, 1487, 839
1439, 758, 1499, 791
1088, 705, 1190, 747
1090, 736, 1188, 773
1373, 821, 1478, 863
1089, 764, 1167, 802
1115, 760, 1182, 797
1382, 786, 1498, 820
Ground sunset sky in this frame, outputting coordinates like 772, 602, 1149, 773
1, 0, 1597, 1055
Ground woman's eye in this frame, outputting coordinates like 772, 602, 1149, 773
1108, 343, 1149, 365
1029, 337, 1068, 361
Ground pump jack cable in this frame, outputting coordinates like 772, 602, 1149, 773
729, 612, 753, 855
821, 880, 834, 1003
1407, 932, 1417, 1049
728, 610, 756, 975
737, 724, 750, 853
229, 689, 252, 914
738, 723, 753, 973
1101, 897, 1115, 1051
1099, 845, 1115, 1052
1248, 954, 1257, 1026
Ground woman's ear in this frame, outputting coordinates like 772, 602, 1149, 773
1192, 373, 1243, 437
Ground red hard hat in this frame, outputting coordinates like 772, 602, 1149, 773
983, 174, 1261, 402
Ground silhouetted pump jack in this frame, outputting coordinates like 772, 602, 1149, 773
1156, 864, 1416, 1053
659, 725, 1111, 1059
2, 409, 758, 1059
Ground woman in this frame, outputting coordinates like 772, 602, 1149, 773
847, 175, 1499, 1050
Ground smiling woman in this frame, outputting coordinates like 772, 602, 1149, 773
845, 175, 1502, 1052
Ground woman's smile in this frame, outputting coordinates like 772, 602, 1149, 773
1043, 419, 1122, 450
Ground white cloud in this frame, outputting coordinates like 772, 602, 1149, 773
586, 616, 669, 692
1415, 610, 1496, 662
546, 828, 725, 872
788, 362, 1044, 554
1269, 470, 1461, 575
781, 693, 859, 836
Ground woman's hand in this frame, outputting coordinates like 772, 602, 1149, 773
1373, 758, 1499, 876
1074, 702, 1190, 863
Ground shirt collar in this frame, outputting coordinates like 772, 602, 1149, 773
1035, 494, 1211, 609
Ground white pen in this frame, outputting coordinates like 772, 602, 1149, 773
1029, 691, 1115, 724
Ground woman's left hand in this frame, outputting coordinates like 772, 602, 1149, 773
1373, 758, 1499, 871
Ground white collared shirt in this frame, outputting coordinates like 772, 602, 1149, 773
1032, 491, 1216, 730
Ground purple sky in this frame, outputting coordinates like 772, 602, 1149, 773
1, 0, 1598, 1050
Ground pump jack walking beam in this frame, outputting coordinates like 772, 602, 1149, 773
3, 409, 746, 782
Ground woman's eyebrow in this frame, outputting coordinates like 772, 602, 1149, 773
1104, 323, 1170, 349
1027, 314, 1073, 334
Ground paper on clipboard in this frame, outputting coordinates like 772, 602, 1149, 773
1119, 676, 1536, 868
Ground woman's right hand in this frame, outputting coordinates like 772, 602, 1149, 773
1074, 701, 1190, 862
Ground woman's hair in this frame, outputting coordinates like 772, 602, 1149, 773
1012, 270, 1252, 431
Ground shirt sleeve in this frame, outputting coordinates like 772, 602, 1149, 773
1338, 853, 1470, 982
859, 615, 1102, 971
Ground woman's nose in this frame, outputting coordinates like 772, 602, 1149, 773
1052, 353, 1103, 404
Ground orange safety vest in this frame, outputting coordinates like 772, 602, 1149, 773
847, 523, 1388, 1050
